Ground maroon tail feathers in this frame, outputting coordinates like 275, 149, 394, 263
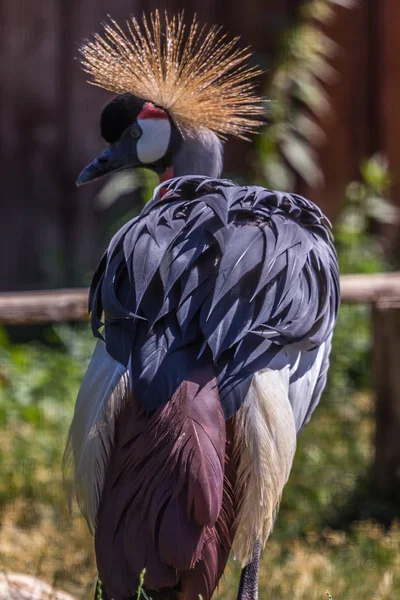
95, 363, 236, 600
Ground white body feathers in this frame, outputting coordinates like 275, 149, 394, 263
233, 343, 328, 565
64, 341, 129, 531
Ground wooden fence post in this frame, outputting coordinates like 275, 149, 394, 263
373, 298, 400, 498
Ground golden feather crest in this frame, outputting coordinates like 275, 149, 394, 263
80, 11, 265, 139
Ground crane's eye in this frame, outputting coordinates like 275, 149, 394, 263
130, 125, 141, 139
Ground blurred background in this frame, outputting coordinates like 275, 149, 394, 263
1, 0, 400, 598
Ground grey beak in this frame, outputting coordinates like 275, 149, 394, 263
76, 143, 135, 187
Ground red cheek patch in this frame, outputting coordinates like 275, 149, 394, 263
138, 102, 169, 120
160, 167, 175, 198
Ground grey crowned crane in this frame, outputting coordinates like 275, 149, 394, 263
64, 12, 340, 600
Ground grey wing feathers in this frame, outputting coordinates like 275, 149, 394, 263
89, 176, 340, 420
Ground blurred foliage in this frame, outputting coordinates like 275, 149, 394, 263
0, 325, 96, 597
259, 0, 355, 191
335, 156, 391, 276
324, 155, 389, 408
0, 326, 93, 430
97, 168, 158, 235
337, 155, 398, 274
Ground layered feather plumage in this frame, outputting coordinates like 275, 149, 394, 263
233, 368, 297, 564
94, 361, 235, 599
89, 176, 339, 428
230, 340, 331, 563
63, 341, 129, 530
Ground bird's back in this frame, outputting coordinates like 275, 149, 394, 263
91, 176, 339, 420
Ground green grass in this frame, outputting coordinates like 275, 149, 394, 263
0, 310, 399, 599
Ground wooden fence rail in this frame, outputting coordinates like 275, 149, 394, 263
0, 289, 89, 325
0, 272, 400, 325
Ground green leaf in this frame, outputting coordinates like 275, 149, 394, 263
96, 170, 141, 208
360, 154, 391, 192
292, 114, 326, 145
291, 75, 331, 115
365, 196, 400, 225
280, 133, 323, 186
302, 1, 335, 23
22, 405, 42, 426
263, 156, 296, 191
0, 327, 10, 348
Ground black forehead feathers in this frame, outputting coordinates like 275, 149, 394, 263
100, 93, 144, 144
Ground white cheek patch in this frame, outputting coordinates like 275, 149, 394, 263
137, 117, 171, 164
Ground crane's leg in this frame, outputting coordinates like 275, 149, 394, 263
236, 540, 261, 600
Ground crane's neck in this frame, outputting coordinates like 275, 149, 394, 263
160, 128, 224, 182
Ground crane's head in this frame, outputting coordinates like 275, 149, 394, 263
76, 11, 265, 185
77, 94, 185, 185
